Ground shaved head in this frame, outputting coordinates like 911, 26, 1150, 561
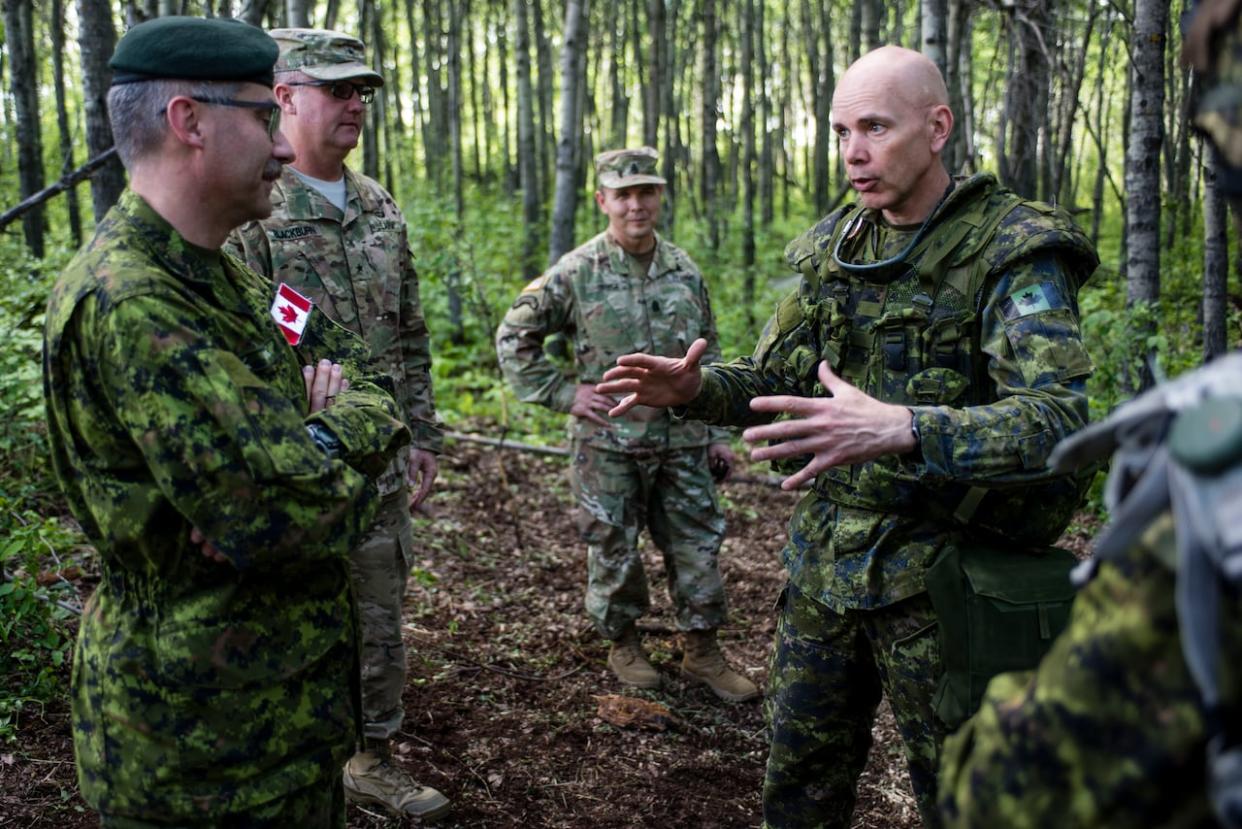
830, 45, 954, 225
837, 46, 950, 112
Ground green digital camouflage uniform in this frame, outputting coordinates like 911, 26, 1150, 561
230, 164, 442, 741
938, 4, 1242, 826
680, 173, 1097, 828
495, 231, 732, 638
44, 190, 410, 824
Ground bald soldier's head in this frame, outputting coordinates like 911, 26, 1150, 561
831, 46, 954, 225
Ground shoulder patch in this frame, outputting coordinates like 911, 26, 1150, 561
268, 225, 319, 241
1000, 281, 1067, 320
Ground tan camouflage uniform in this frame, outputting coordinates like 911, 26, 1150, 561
230, 161, 439, 741
495, 228, 732, 640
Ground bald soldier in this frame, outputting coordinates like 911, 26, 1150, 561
228, 29, 448, 822
496, 147, 757, 703
599, 47, 1097, 828
43, 17, 409, 827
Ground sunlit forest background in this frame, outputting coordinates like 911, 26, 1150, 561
0, 0, 1236, 745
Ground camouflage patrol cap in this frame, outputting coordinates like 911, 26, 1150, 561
595, 147, 666, 189
110, 16, 278, 87
270, 28, 384, 87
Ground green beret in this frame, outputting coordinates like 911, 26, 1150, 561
110, 16, 279, 87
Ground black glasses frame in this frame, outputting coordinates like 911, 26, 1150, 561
283, 80, 376, 104
189, 96, 282, 139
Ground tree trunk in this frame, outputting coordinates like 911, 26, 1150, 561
943, 0, 970, 175
533, 0, 556, 203
515, 0, 541, 276
645, 0, 663, 149
496, 0, 514, 192
76, 0, 125, 222
610, 8, 629, 148
701, 0, 720, 249
1051, 0, 1097, 204
4, 0, 45, 257
323, 0, 340, 28
447, 0, 464, 218
660, 0, 680, 234
1124, 0, 1168, 391
465, 0, 483, 180
1203, 148, 1229, 362
286, 0, 309, 27
423, 0, 446, 188
404, 0, 424, 178
758, 0, 773, 226
860, 0, 880, 52
806, 0, 833, 215
998, 0, 1047, 199
240, 0, 271, 26
549, 0, 589, 265
741, 0, 757, 328
51, 0, 82, 247
357, 0, 380, 179
921, 0, 948, 81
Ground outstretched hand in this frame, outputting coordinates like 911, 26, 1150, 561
596, 338, 709, 418
743, 361, 916, 490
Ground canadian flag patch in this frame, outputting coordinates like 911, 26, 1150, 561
270, 282, 313, 346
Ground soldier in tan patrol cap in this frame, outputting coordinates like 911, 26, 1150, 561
227, 27, 449, 823
496, 147, 759, 704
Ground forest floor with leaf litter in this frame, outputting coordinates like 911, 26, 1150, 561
2, 429, 1104, 828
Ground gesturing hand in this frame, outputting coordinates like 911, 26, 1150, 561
743, 361, 916, 491
596, 338, 709, 418
570, 383, 617, 428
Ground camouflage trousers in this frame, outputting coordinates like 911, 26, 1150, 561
570, 442, 728, 640
348, 490, 414, 741
764, 583, 947, 829
99, 774, 345, 828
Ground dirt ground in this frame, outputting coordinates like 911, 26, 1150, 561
5, 436, 968, 828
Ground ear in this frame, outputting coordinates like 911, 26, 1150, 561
274, 83, 296, 113
928, 104, 953, 154
165, 96, 206, 150
594, 189, 606, 210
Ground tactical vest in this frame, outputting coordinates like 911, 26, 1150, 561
778, 174, 1099, 546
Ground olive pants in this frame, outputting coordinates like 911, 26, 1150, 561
100, 775, 345, 829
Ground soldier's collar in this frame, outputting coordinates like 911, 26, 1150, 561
119, 190, 224, 285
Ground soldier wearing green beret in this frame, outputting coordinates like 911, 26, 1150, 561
937, 3, 1242, 826
599, 46, 1098, 828
227, 28, 449, 822
495, 147, 759, 703
44, 16, 410, 828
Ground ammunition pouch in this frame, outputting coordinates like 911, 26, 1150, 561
926, 540, 1078, 729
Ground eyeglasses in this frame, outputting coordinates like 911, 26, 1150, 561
284, 80, 376, 104
190, 96, 282, 139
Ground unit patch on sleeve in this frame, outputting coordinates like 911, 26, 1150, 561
1001, 282, 1066, 320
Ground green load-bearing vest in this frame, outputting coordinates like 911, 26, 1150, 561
780, 173, 1099, 548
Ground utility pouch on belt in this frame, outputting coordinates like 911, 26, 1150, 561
926, 542, 1078, 729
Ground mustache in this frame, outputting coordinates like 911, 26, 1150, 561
262, 160, 284, 181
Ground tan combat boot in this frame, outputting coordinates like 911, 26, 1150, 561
607, 623, 661, 688
681, 629, 760, 702
342, 741, 451, 822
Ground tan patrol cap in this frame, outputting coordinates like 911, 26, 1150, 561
269, 28, 384, 86
594, 146, 666, 189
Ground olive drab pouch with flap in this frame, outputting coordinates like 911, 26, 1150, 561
926, 542, 1079, 729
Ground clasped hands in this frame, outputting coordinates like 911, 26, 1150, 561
596, 338, 917, 491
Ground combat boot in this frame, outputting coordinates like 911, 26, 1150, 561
607, 623, 661, 688
681, 629, 760, 702
342, 740, 451, 822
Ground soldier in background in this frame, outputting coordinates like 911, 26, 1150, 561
43, 17, 409, 827
495, 147, 758, 703
228, 28, 448, 822
598, 47, 1098, 828
937, 3, 1242, 825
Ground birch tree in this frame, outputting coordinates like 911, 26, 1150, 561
549, 0, 589, 265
